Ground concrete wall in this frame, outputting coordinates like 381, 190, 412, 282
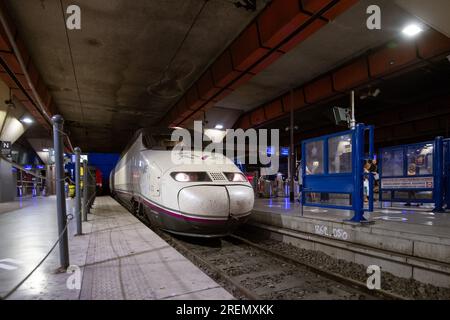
0, 158, 15, 202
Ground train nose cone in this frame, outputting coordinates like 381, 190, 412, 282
226, 185, 254, 217
178, 186, 229, 217
178, 185, 254, 218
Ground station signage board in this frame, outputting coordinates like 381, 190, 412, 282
0, 140, 11, 156
381, 177, 434, 189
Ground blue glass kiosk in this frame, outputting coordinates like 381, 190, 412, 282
301, 124, 375, 223
379, 137, 445, 213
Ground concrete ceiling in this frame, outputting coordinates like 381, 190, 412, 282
5, 0, 269, 152
396, 0, 450, 37
4, 0, 448, 153
214, 0, 415, 112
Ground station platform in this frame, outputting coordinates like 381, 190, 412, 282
0, 196, 233, 300
249, 198, 450, 288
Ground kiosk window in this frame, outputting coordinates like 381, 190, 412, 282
328, 134, 352, 174
381, 149, 404, 177
305, 141, 324, 175
407, 144, 433, 176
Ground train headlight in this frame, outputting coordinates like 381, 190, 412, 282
224, 172, 248, 182
171, 172, 212, 182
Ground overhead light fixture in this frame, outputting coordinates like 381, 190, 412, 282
214, 124, 224, 130
21, 117, 33, 124
402, 24, 423, 37
42, 148, 49, 152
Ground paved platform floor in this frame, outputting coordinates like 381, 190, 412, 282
0, 196, 233, 300
254, 198, 450, 239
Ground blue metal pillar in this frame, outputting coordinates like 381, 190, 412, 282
433, 136, 445, 213
349, 123, 367, 222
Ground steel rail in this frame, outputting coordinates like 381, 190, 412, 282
156, 230, 261, 301
229, 234, 407, 301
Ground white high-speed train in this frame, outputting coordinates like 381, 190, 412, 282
110, 129, 254, 237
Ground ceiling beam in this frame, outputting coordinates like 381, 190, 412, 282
234, 28, 450, 130
160, 0, 360, 127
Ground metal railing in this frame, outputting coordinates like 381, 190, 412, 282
0, 115, 97, 300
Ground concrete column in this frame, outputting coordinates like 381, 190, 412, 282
0, 158, 15, 202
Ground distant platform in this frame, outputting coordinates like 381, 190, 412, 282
0, 196, 233, 300
249, 198, 450, 288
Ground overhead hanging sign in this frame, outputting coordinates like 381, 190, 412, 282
0, 141, 11, 156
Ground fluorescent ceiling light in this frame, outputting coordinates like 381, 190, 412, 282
402, 24, 423, 37
42, 148, 49, 152
214, 124, 224, 130
21, 117, 33, 124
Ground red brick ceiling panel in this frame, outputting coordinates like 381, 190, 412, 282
197, 69, 220, 101
169, 107, 181, 123
250, 50, 284, 73
234, 29, 450, 129
415, 118, 436, 133
203, 100, 216, 111
304, 75, 334, 103
250, 107, 266, 126
212, 88, 234, 102
282, 88, 307, 111
175, 98, 192, 118
0, 52, 22, 74
27, 62, 40, 89
0, 71, 18, 89
264, 99, 284, 119
16, 62, 40, 91
165, 0, 359, 127
211, 50, 241, 88
257, 0, 310, 48
11, 88, 27, 101
368, 41, 419, 78
321, 0, 359, 20
229, 72, 255, 90
280, 19, 327, 52
230, 22, 269, 72
192, 108, 206, 121
184, 85, 204, 111
301, 0, 335, 14
0, 10, 54, 134
15, 73, 29, 91
236, 114, 251, 130
333, 58, 369, 92
417, 29, 450, 60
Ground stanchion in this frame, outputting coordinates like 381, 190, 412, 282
52, 115, 69, 270
74, 147, 82, 235
83, 159, 88, 221
433, 136, 445, 213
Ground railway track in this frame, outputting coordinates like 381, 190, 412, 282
157, 230, 406, 300
118, 196, 406, 300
